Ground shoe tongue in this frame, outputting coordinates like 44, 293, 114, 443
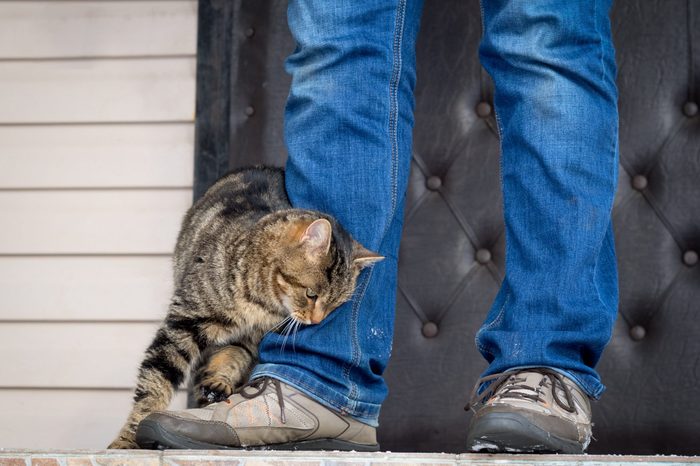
494, 371, 548, 401
509, 371, 543, 390
513, 371, 572, 408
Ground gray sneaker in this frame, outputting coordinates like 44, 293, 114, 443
135, 377, 379, 451
465, 368, 593, 454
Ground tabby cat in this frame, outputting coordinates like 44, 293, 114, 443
109, 166, 382, 449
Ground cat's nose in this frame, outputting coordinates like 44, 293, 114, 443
310, 308, 324, 324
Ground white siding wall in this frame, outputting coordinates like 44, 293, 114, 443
0, 1, 197, 449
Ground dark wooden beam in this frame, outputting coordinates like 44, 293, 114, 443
193, 0, 235, 201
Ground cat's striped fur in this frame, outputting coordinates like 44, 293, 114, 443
109, 167, 382, 449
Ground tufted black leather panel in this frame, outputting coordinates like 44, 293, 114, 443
194, 0, 700, 455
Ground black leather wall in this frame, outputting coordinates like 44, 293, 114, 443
194, 0, 700, 455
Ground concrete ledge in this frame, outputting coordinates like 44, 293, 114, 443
0, 450, 698, 466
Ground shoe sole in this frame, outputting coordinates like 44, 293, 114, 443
466, 412, 585, 454
135, 418, 380, 452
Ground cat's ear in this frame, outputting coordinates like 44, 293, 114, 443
300, 218, 332, 257
352, 242, 384, 269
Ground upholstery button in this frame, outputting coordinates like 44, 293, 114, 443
426, 176, 442, 191
683, 250, 698, 267
245, 106, 255, 116
245, 27, 256, 38
475, 248, 492, 264
476, 101, 492, 118
631, 174, 647, 191
629, 325, 646, 341
422, 322, 439, 338
683, 101, 698, 117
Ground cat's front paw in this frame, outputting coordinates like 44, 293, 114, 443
108, 437, 139, 449
196, 377, 234, 406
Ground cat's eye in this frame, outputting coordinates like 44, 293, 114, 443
306, 288, 318, 299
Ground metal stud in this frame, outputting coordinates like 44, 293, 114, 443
476, 101, 492, 118
683, 101, 698, 117
426, 176, 442, 191
475, 249, 492, 264
631, 174, 648, 191
629, 325, 646, 341
683, 250, 698, 267
422, 322, 439, 338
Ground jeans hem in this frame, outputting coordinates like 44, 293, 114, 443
251, 364, 381, 427
553, 368, 606, 400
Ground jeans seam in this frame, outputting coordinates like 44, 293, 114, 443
478, 0, 485, 37
389, 0, 407, 219
477, 0, 503, 145
341, 0, 408, 409
477, 0, 506, 361
343, 269, 373, 403
593, 0, 606, 83
591, 76, 618, 329
591, 210, 616, 339
475, 285, 509, 357
591, 0, 617, 370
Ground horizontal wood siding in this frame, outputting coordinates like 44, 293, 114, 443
0, 58, 196, 123
0, 322, 161, 388
0, 124, 194, 188
0, 390, 188, 449
0, 0, 198, 449
0, 189, 191, 254
0, 1, 197, 59
0, 256, 173, 321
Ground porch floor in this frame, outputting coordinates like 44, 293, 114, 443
1, 450, 698, 466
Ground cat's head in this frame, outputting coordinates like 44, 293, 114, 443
271, 214, 383, 325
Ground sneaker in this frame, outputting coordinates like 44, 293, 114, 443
135, 377, 379, 451
465, 368, 593, 454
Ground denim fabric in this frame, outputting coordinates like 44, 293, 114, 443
252, 0, 619, 425
475, 0, 619, 400
252, 0, 425, 426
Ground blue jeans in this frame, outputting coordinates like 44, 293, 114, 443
252, 0, 619, 426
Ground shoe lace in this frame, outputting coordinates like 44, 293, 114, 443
234, 377, 287, 424
463, 368, 577, 414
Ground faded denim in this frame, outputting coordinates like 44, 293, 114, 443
252, 0, 619, 425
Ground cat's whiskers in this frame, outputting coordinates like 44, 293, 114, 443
280, 316, 297, 353
290, 319, 302, 353
279, 314, 306, 353
266, 315, 293, 335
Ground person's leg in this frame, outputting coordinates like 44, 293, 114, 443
467, 0, 619, 453
133, 1, 424, 451
251, 0, 424, 426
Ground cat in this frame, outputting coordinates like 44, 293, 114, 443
108, 166, 382, 449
